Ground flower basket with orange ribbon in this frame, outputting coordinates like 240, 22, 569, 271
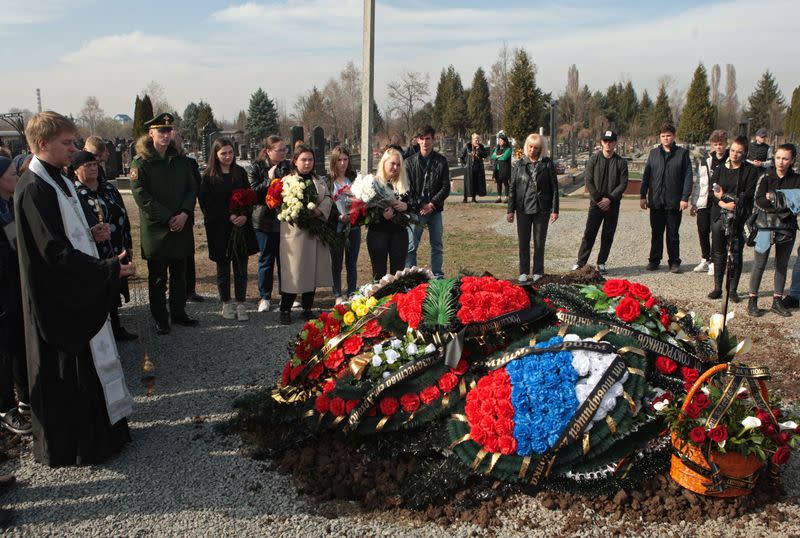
658, 363, 800, 497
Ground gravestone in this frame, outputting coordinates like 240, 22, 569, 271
201, 121, 220, 162
239, 145, 249, 160
311, 126, 325, 176
290, 126, 304, 156
105, 140, 122, 180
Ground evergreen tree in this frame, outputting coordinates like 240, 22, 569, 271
503, 49, 544, 145
651, 84, 673, 134
373, 101, 384, 135
467, 67, 492, 135
677, 63, 715, 144
140, 95, 154, 127
132, 95, 144, 138
245, 87, 279, 143
784, 86, 800, 141
637, 90, 654, 134
181, 102, 199, 145
433, 69, 449, 131
412, 102, 435, 133
196, 100, 215, 133
443, 66, 467, 137
619, 81, 638, 133
746, 70, 785, 132
602, 83, 621, 130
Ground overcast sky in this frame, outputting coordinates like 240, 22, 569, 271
0, 0, 796, 122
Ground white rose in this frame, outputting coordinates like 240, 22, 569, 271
372, 344, 383, 355
307, 202, 316, 210
371, 355, 382, 367
384, 349, 400, 364
653, 400, 670, 412
424, 343, 436, 354
390, 339, 402, 349
741, 416, 762, 430
382, 371, 391, 379
406, 343, 418, 355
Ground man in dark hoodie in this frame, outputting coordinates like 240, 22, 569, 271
640, 123, 692, 273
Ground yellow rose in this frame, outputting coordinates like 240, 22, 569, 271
352, 299, 364, 311
343, 311, 356, 325
355, 305, 369, 317
366, 297, 378, 308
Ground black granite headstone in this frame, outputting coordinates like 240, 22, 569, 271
311, 126, 325, 176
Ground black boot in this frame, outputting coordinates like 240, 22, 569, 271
729, 265, 742, 303
771, 296, 792, 317
111, 310, 138, 341
707, 289, 722, 299
747, 296, 762, 317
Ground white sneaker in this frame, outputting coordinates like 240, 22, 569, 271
531, 274, 543, 282
257, 298, 270, 312
707, 263, 714, 276
518, 274, 529, 283
693, 259, 709, 273
571, 264, 581, 271
335, 296, 345, 305
222, 302, 236, 320
291, 300, 302, 311
236, 303, 249, 321
597, 264, 607, 274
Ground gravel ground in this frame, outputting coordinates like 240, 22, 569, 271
2, 199, 799, 537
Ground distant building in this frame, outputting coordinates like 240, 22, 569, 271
114, 114, 133, 123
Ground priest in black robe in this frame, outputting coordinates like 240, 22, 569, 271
14, 112, 135, 466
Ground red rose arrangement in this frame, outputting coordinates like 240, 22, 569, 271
393, 283, 428, 330
580, 279, 677, 336
312, 358, 470, 422
464, 368, 517, 455
227, 188, 258, 259
657, 368, 800, 465
456, 276, 530, 325
265, 178, 283, 209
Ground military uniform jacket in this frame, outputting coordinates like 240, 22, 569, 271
130, 141, 197, 260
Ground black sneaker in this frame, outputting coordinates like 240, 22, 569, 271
730, 291, 741, 304
0, 408, 32, 435
669, 263, 682, 274
747, 296, 762, 317
0, 508, 13, 529
707, 289, 722, 299
279, 311, 292, 325
771, 297, 792, 317
187, 293, 205, 303
113, 326, 139, 341
782, 295, 800, 309
646, 263, 659, 271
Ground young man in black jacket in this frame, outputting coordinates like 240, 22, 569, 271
573, 130, 628, 273
640, 123, 692, 273
404, 126, 450, 278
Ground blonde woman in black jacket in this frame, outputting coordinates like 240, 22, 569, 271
506, 133, 559, 282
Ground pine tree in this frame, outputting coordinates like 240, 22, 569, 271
467, 67, 492, 135
443, 66, 467, 137
433, 69, 449, 131
619, 81, 638, 134
746, 70, 786, 132
196, 101, 215, 133
140, 95, 154, 126
651, 84, 673, 135
503, 49, 544, 146
677, 63, 715, 144
785, 86, 800, 142
245, 88, 279, 143
132, 95, 144, 138
638, 90, 654, 134
181, 102, 199, 145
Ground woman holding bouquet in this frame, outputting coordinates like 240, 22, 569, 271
199, 138, 258, 321
279, 145, 333, 324
249, 135, 291, 313
328, 146, 360, 304
367, 148, 411, 280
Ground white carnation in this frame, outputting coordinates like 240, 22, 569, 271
406, 343, 418, 355
372, 343, 383, 355
384, 349, 400, 363
371, 355, 382, 367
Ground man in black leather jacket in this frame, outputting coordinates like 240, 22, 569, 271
404, 126, 450, 278
640, 123, 692, 272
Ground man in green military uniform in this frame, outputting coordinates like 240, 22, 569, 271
131, 113, 198, 334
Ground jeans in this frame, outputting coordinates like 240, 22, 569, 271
367, 227, 408, 280
406, 211, 444, 277
255, 229, 281, 300
695, 207, 711, 260
331, 227, 361, 296
789, 244, 800, 298
648, 208, 683, 266
516, 211, 550, 276
576, 203, 620, 266
216, 257, 248, 302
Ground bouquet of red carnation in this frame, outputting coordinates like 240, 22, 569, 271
227, 188, 257, 261
265, 178, 283, 209
457, 276, 531, 325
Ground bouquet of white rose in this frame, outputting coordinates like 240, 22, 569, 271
350, 173, 415, 227
277, 174, 339, 248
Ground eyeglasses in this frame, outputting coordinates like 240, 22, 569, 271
270, 146, 288, 153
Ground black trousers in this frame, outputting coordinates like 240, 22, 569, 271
648, 208, 683, 266
147, 258, 188, 322
576, 203, 620, 266
280, 291, 315, 313
216, 257, 248, 302
696, 207, 711, 260
367, 227, 408, 280
0, 340, 28, 410
516, 211, 549, 275
185, 234, 196, 294
710, 219, 744, 293
749, 234, 796, 296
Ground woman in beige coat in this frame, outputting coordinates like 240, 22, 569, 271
279, 145, 333, 324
